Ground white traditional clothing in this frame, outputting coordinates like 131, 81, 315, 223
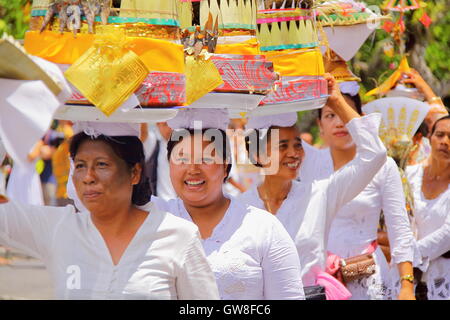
0, 201, 219, 300
406, 164, 450, 300
238, 114, 387, 287
302, 145, 417, 299
152, 196, 305, 300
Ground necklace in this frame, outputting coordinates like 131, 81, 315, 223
423, 166, 449, 182
258, 185, 289, 214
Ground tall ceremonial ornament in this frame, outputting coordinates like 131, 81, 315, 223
24, 0, 191, 122
250, 0, 329, 116
363, 97, 430, 233
177, 0, 279, 118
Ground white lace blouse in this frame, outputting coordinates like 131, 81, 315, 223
406, 164, 450, 300
0, 201, 220, 300
304, 149, 419, 299
152, 196, 305, 300
239, 114, 387, 287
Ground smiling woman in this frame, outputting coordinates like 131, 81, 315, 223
152, 108, 305, 300
0, 122, 220, 300
238, 74, 388, 300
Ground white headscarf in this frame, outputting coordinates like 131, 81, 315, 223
167, 108, 230, 130
245, 112, 298, 130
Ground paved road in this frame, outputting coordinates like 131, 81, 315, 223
0, 247, 53, 300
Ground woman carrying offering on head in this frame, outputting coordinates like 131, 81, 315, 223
0, 122, 219, 300
152, 108, 305, 300
303, 82, 417, 300
238, 74, 388, 299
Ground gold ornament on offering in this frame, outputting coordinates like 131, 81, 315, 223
323, 50, 361, 82
64, 30, 149, 116
182, 11, 223, 105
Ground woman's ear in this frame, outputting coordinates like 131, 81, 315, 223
131, 163, 142, 186
316, 118, 323, 136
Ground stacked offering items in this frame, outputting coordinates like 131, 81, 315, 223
317, 0, 389, 61
178, 0, 279, 116
25, 0, 186, 115
253, 0, 328, 115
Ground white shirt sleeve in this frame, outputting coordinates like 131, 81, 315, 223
417, 213, 450, 262
261, 217, 306, 300
0, 201, 70, 260
326, 113, 387, 220
381, 158, 417, 264
175, 231, 220, 300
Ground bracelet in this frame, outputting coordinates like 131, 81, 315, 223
400, 274, 415, 283
429, 96, 442, 103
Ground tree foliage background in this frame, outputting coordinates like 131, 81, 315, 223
354, 0, 450, 100
0, 0, 31, 39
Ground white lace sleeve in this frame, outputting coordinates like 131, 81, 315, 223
417, 213, 450, 263
326, 114, 387, 220
381, 158, 418, 265
261, 218, 305, 300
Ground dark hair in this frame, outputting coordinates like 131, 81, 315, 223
69, 133, 151, 206
244, 125, 302, 168
317, 93, 363, 119
166, 128, 232, 182
430, 114, 450, 136
414, 121, 429, 138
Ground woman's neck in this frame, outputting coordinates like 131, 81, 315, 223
427, 156, 450, 180
91, 204, 145, 237
184, 195, 231, 239
330, 145, 357, 171
258, 176, 292, 214
259, 176, 292, 200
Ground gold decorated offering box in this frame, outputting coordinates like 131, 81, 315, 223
256, 4, 328, 106
179, 0, 277, 95
25, 0, 186, 107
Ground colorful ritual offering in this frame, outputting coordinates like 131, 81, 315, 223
0, 0, 449, 303
26, 0, 186, 113
254, 0, 328, 112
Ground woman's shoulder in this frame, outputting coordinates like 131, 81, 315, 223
147, 201, 199, 238
405, 163, 423, 182
235, 185, 260, 206
232, 198, 282, 230
375, 156, 399, 180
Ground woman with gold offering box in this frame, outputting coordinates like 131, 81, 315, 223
152, 108, 305, 300
0, 120, 220, 299
406, 115, 450, 300
238, 74, 387, 299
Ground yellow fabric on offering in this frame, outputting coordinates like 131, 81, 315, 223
264, 48, 325, 76
185, 54, 224, 105
24, 31, 184, 73
366, 56, 411, 97
64, 32, 149, 116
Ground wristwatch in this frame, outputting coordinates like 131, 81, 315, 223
401, 274, 415, 283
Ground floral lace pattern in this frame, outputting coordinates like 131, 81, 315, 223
346, 263, 393, 300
